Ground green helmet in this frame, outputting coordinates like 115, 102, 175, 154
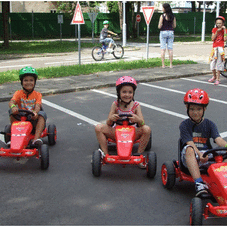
103, 20, 109, 25
19, 66, 38, 82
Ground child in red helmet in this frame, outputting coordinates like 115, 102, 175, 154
180, 88, 227, 197
95, 76, 151, 168
208, 16, 227, 85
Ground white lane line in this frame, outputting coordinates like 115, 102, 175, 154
0, 64, 32, 69
181, 77, 227, 88
140, 83, 227, 105
92, 89, 188, 119
42, 99, 99, 126
92, 88, 227, 138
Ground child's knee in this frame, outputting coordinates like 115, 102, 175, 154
95, 124, 104, 133
185, 146, 196, 158
142, 125, 151, 135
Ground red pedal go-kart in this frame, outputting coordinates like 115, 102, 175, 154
92, 114, 156, 178
161, 139, 227, 225
0, 109, 57, 170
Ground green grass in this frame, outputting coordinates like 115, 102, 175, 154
0, 41, 95, 55
0, 58, 196, 85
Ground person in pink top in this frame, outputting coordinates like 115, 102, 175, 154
95, 76, 151, 168
208, 16, 227, 85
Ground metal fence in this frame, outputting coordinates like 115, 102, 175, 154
0, 12, 224, 40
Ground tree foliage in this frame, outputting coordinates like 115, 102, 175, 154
107, 1, 119, 13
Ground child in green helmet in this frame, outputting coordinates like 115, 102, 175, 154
100, 20, 117, 53
8, 66, 47, 147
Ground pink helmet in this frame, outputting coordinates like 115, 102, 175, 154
216, 16, 225, 22
116, 76, 137, 91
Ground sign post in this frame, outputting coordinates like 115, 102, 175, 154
71, 2, 85, 66
136, 14, 141, 38
88, 12, 98, 43
142, 6, 155, 60
58, 15, 63, 42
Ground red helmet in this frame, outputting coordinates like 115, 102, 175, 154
216, 16, 225, 22
116, 76, 137, 91
184, 88, 209, 106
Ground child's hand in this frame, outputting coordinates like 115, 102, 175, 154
12, 107, 19, 115
199, 153, 209, 163
32, 111, 38, 120
109, 114, 119, 122
128, 114, 139, 124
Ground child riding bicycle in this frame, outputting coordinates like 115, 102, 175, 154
100, 20, 117, 53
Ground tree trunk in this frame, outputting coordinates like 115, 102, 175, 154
2, 1, 10, 48
118, 2, 123, 31
191, 1, 196, 12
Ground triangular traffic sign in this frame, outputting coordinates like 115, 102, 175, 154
71, 2, 85, 24
142, 6, 155, 25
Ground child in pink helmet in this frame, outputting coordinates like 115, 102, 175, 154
95, 76, 151, 168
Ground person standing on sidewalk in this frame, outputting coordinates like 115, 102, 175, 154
158, 3, 176, 68
208, 16, 227, 85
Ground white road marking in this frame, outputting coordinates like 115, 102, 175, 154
0, 64, 32, 69
181, 77, 227, 88
92, 89, 188, 119
141, 82, 227, 105
42, 99, 99, 126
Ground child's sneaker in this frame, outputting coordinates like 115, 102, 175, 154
98, 148, 105, 159
31, 139, 43, 148
195, 182, 208, 197
214, 80, 220, 85
208, 77, 215, 83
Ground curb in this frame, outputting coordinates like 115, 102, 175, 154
0, 70, 210, 103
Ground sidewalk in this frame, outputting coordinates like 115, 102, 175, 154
0, 63, 210, 102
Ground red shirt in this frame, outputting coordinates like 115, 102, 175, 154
212, 27, 227, 48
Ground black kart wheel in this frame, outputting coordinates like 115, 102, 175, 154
190, 197, 203, 225
92, 46, 104, 61
161, 161, 176, 189
40, 144, 49, 170
221, 60, 227, 78
145, 132, 152, 151
146, 151, 157, 178
92, 150, 102, 177
48, 124, 57, 146
113, 44, 124, 59
4, 124, 11, 144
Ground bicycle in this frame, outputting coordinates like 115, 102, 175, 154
92, 38, 124, 61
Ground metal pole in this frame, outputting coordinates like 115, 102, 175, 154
60, 22, 62, 42
194, 17, 196, 35
123, 1, 126, 47
201, 1, 206, 42
216, 1, 220, 17
32, 10, 34, 39
146, 24, 149, 60
78, 24, 81, 66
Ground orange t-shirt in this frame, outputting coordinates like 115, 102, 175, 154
11, 90, 42, 111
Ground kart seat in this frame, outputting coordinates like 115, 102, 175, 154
178, 139, 212, 175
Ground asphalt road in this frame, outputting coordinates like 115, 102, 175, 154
0, 42, 211, 72
0, 74, 227, 225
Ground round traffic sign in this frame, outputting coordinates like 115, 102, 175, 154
136, 14, 141, 23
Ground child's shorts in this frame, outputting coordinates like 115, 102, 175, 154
9, 109, 47, 132
181, 145, 213, 168
159, 30, 174, 50
210, 49, 224, 71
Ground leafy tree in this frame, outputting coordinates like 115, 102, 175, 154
107, 1, 119, 13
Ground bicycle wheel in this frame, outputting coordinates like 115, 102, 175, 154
113, 44, 124, 59
92, 46, 104, 61
221, 59, 227, 78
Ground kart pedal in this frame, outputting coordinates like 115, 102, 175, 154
199, 191, 213, 200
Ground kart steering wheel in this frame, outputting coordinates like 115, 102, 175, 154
12, 109, 35, 121
115, 114, 135, 126
202, 147, 227, 161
